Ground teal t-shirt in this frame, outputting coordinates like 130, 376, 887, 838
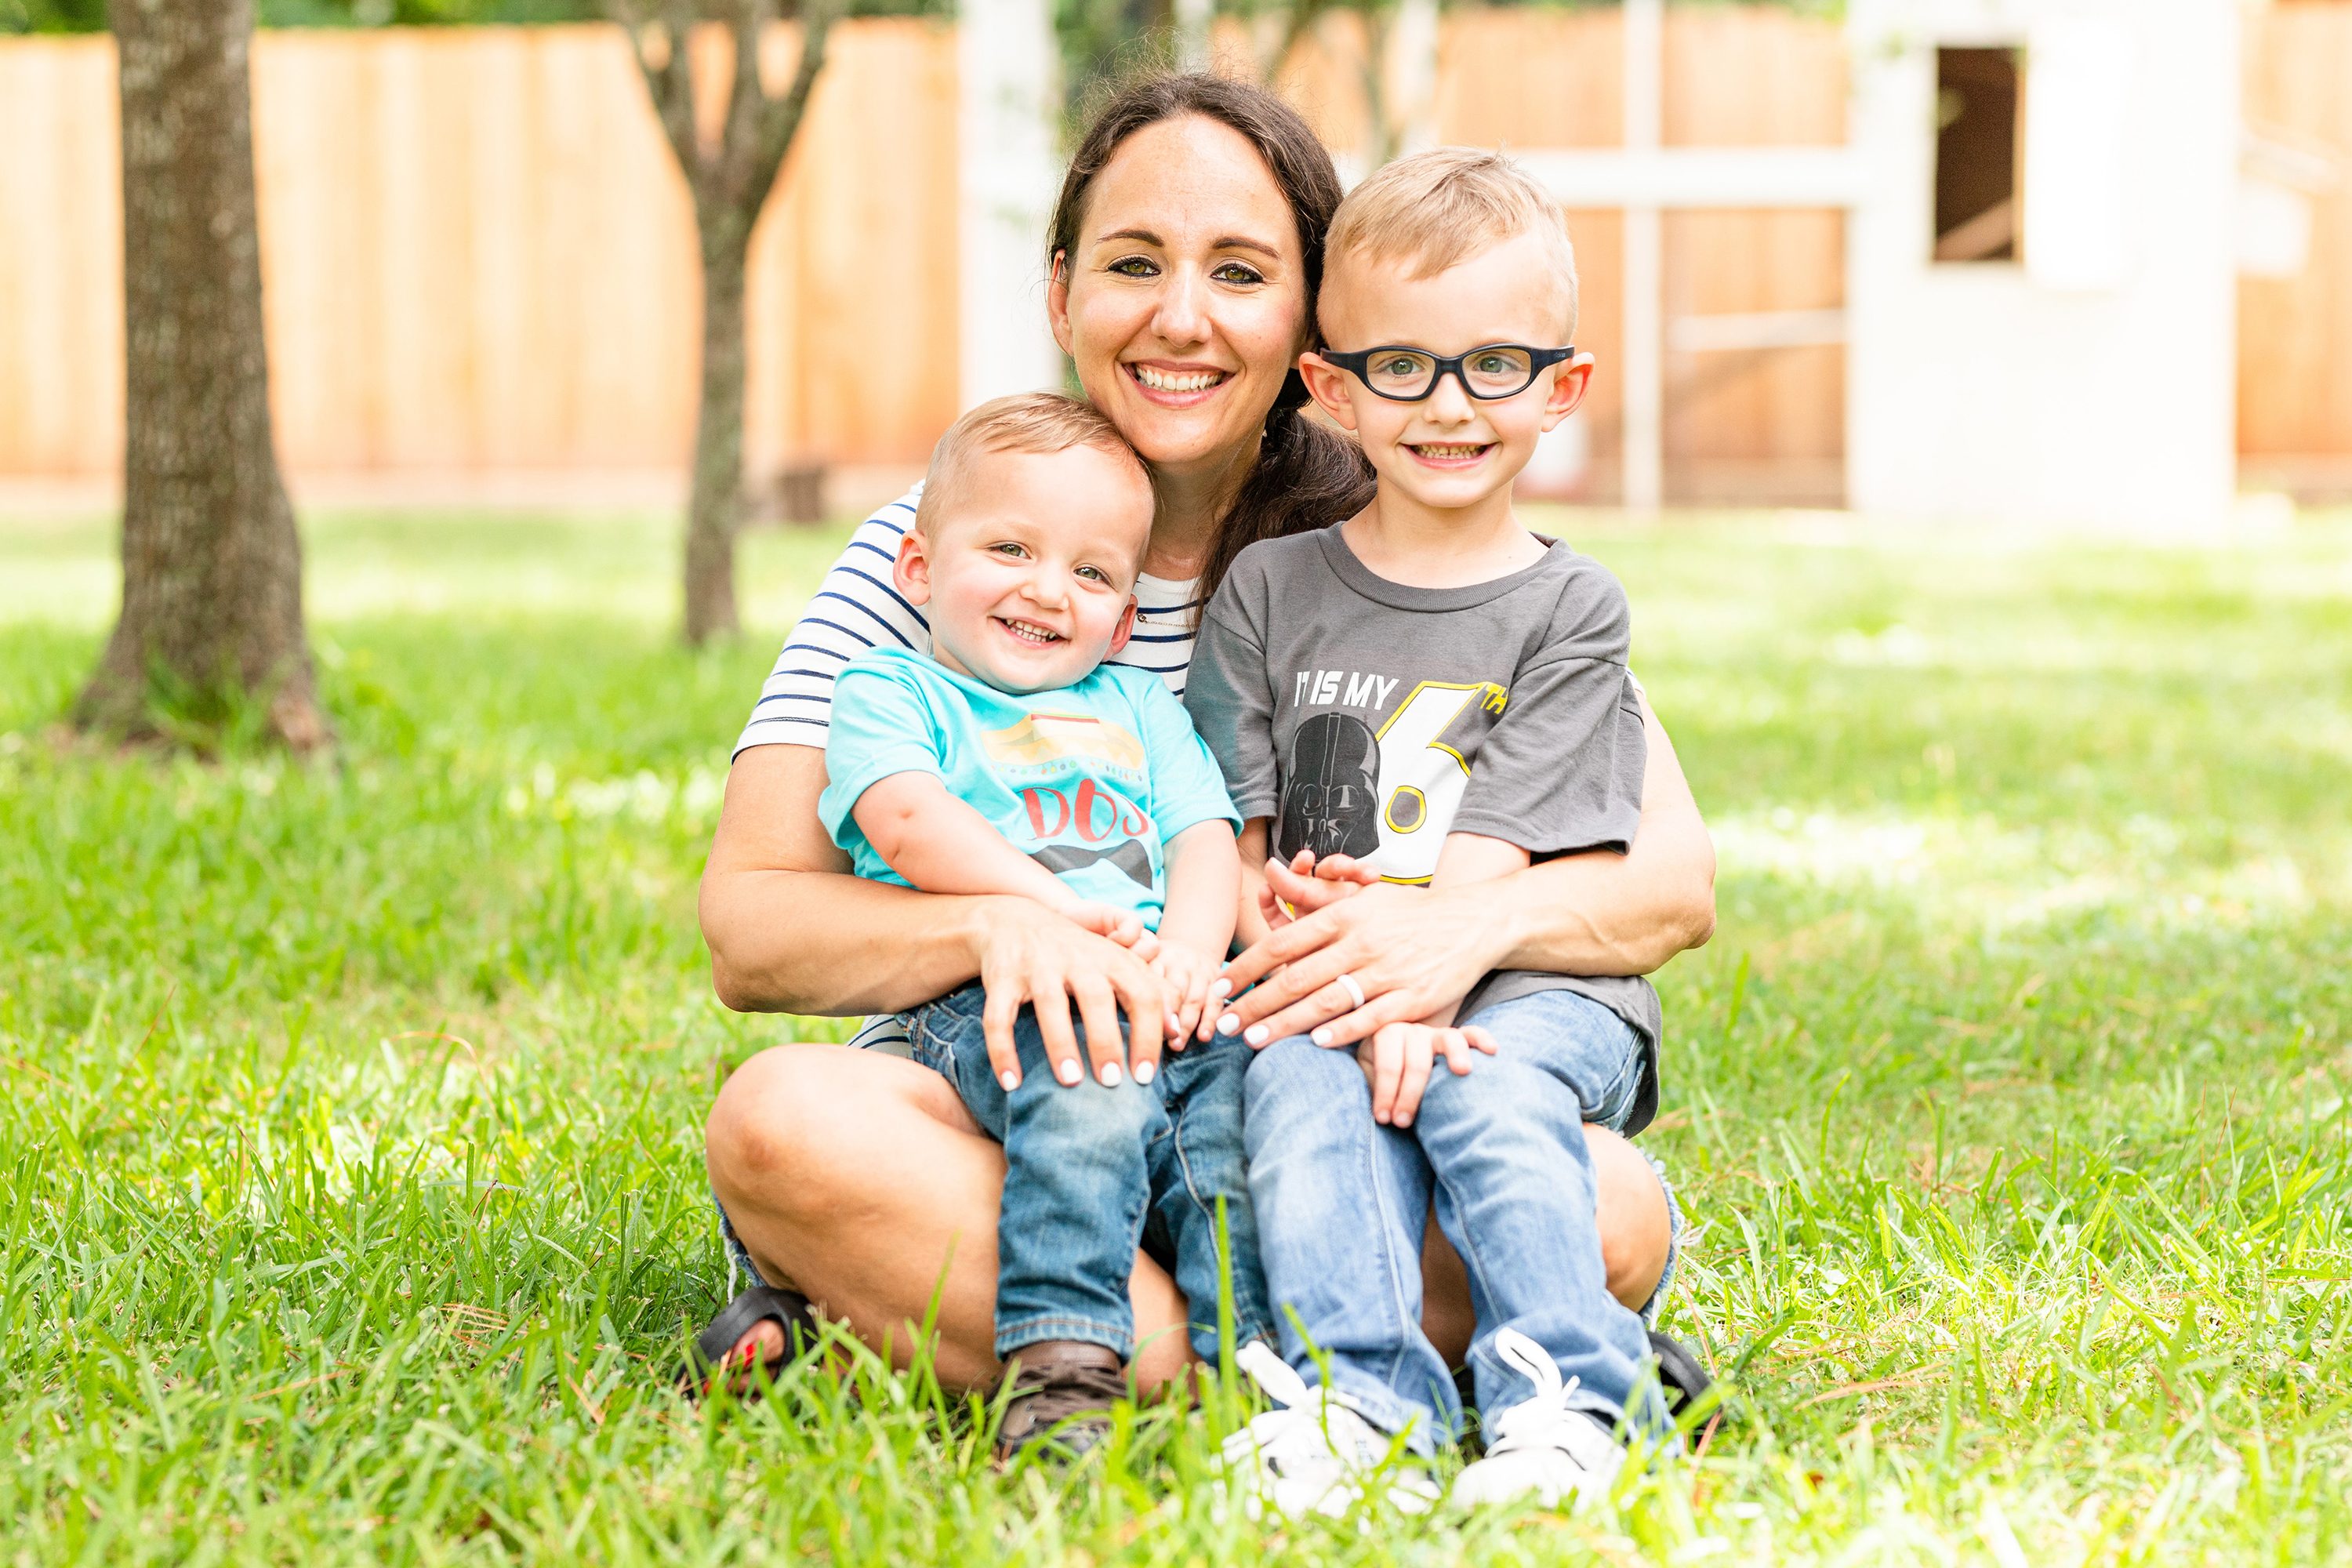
820, 648, 1240, 928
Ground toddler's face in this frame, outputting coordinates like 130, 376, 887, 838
1304, 232, 1592, 514
895, 445, 1153, 695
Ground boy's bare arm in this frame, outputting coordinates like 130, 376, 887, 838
851, 771, 1138, 937
1157, 820, 1241, 960
1431, 831, 1532, 892
1234, 819, 1277, 949
1152, 820, 1242, 1044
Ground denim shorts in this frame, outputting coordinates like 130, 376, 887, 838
712, 1011, 1687, 1327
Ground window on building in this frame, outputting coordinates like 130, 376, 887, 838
1933, 47, 2022, 263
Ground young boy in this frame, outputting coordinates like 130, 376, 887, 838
818, 393, 1271, 1459
1186, 149, 1671, 1514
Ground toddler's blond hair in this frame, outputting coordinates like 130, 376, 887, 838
915, 392, 1149, 543
1326, 147, 1580, 336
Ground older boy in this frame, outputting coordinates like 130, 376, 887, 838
819, 394, 1270, 1458
1187, 149, 1670, 1514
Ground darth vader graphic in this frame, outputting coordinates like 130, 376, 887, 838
1277, 713, 1381, 861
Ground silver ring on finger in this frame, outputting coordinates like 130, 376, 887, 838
1335, 971, 1367, 1011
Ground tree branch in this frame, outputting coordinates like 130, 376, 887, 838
611, 0, 702, 190
750, 0, 840, 203
714, 0, 768, 207
1261, 0, 1331, 84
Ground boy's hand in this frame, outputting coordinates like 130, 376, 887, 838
1260, 850, 1381, 929
1149, 941, 1221, 1054
1352, 1021, 1499, 1127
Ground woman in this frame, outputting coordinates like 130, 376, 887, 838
691, 73, 1716, 1394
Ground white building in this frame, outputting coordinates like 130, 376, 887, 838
1845, 0, 2243, 532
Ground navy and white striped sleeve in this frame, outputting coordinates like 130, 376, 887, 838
734, 488, 931, 757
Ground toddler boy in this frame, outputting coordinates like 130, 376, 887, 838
1187, 149, 1671, 1514
819, 393, 1270, 1459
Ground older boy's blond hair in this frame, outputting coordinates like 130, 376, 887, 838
1326, 147, 1580, 336
915, 392, 1149, 546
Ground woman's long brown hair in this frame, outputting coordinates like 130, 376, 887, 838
1048, 72, 1375, 608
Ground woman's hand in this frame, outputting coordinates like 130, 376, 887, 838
977, 898, 1168, 1092
1257, 849, 1380, 930
1057, 899, 1161, 961
1210, 883, 1514, 1050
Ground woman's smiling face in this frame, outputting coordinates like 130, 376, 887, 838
1049, 114, 1309, 481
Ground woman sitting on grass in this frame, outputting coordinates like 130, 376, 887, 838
687, 71, 1717, 1399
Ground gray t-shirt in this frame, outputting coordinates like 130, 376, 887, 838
1186, 524, 1662, 1132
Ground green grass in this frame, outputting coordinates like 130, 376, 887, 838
4, 505, 2349, 1564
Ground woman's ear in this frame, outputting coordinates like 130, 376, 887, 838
1296, 351, 1360, 433
1540, 352, 1596, 431
1047, 251, 1074, 356
894, 528, 935, 606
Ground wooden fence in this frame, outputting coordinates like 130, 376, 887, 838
2, 9, 2349, 494
2241, 2, 2352, 465
0, 20, 960, 481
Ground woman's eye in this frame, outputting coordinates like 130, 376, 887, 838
1107, 255, 1159, 278
1212, 261, 1265, 286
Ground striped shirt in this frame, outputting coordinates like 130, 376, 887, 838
734, 485, 1207, 757
734, 484, 1207, 1054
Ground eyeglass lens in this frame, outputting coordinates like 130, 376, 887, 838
1365, 346, 1538, 399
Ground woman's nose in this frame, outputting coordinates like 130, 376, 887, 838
1149, 265, 1211, 347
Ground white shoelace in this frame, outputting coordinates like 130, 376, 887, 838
1221, 1342, 1434, 1513
1482, 1327, 1614, 1461
1221, 1343, 1381, 1465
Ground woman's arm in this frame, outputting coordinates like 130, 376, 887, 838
1212, 704, 1714, 1047
1497, 700, 1717, 974
702, 745, 981, 1015
699, 744, 1169, 1081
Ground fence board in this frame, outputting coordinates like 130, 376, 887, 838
1664, 6, 1846, 484
2241, 3, 2352, 459
0, 40, 121, 476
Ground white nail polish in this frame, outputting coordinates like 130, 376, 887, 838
1056, 1059, 1082, 1086
1215, 1014, 1240, 1036
1100, 1062, 1123, 1087
1000, 1070, 1021, 1091
1134, 1060, 1155, 1085
1311, 1027, 1333, 1047
1244, 1025, 1269, 1046
1208, 978, 1232, 1000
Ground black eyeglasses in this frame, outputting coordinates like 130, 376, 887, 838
1319, 343, 1576, 402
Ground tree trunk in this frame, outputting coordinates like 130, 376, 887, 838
684, 222, 750, 645
615, 0, 837, 645
79, 0, 326, 752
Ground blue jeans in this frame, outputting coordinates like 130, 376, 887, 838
1243, 987, 1667, 1450
906, 982, 1275, 1363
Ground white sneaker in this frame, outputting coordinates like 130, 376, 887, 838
1220, 1341, 1440, 1519
1449, 1328, 1626, 1510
